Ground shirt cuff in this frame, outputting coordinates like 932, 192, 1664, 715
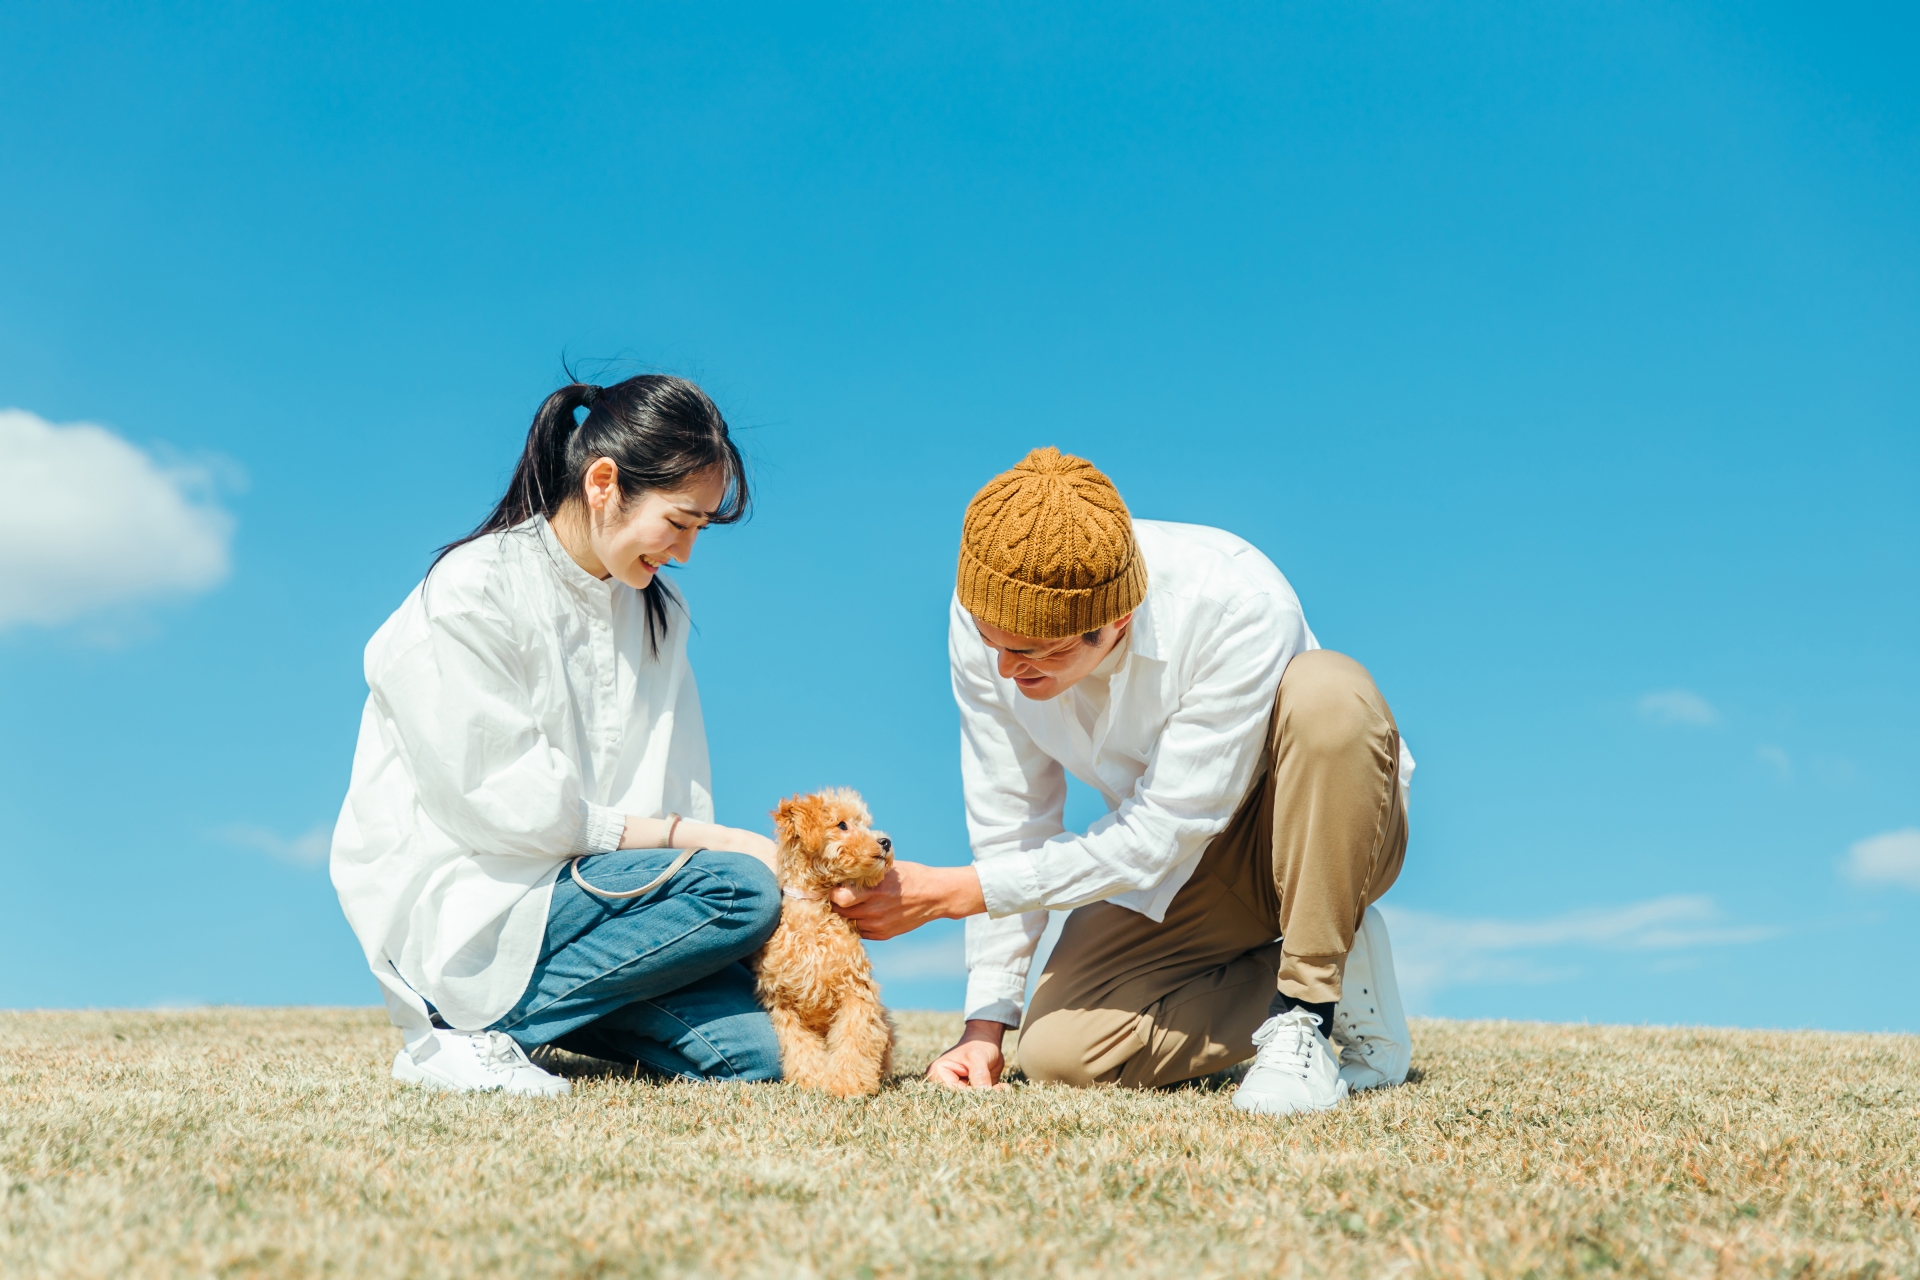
571, 802, 626, 856
963, 967, 1029, 1026
974, 852, 1045, 918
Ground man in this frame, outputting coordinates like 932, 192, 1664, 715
833, 447, 1412, 1114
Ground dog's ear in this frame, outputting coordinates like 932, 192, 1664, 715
771, 797, 799, 847
771, 793, 823, 850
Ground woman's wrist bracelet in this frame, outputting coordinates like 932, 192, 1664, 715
661, 813, 683, 849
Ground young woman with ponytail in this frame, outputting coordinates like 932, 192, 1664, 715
330, 375, 785, 1094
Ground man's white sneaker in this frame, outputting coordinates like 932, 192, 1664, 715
391, 1029, 573, 1097
1231, 1006, 1348, 1116
1331, 905, 1411, 1092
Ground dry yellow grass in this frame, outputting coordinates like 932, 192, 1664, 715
2, 1008, 1916, 1278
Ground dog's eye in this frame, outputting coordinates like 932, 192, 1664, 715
836, 821, 848, 831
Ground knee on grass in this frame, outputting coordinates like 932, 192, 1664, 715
725, 1011, 785, 1083
1014, 1017, 1110, 1088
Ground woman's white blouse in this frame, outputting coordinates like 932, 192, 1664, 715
329, 517, 714, 1036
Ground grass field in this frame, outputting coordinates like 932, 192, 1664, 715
2, 1009, 1916, 1278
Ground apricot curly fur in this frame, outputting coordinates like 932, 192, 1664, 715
753, 788, 896, 1097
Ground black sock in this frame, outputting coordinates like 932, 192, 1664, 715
1268, 990, 1335, 1037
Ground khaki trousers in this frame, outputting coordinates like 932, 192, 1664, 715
1017, 650, 1407, 1089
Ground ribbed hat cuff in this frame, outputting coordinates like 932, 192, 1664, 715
956, 544, 1149, 639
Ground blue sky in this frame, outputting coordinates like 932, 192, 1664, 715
2, 2, 1915, 1030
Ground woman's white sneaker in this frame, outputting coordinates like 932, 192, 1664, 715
1331, 905, 1411, 1092
1231, 1006, 1348, 1116
391, 1029, 573, 1097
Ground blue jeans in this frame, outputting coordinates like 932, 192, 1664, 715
488, 848, 783, 1081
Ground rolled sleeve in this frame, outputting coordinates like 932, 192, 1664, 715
963, 909, 1050, 1025
962, 977, 1028, 1027
974, 851, 1045, 919
571, 802, 626, 856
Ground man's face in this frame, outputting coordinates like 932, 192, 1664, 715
971, 613, 1132, 701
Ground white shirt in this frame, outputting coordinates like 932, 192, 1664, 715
329, 517, 714, 1036
951, 520, 1414, 1025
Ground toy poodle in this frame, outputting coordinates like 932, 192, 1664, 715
754, 788, 896, 1097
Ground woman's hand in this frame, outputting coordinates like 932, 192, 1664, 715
622, 815, 778, 876
830, 861, 986, 940
927, 1020, 1010, 1090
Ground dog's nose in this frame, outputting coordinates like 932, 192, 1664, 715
877, 836, 892, 854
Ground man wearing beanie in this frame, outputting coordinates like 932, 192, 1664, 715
831, 446, 1413, 1115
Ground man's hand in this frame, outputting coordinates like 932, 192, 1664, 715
831, 861, 986, 941
927, 1019, 1010, 1090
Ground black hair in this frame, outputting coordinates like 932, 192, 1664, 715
1080, 628, 1103, 646
436, 374, 749, 652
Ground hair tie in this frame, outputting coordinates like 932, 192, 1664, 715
581, 384, 601, 407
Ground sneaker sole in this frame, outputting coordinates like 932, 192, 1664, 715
1231, 1079, 1350, 1115
392, 1049, 500, 1094
391, 1049, 571, 1097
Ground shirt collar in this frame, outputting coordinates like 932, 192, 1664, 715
1125, 582, 1164, 661
1088, 634, 1129, 678
532, 515, 617, 597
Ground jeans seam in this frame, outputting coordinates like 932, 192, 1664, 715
636, 997, 744, 1079
502, 866, 744, 1034
626, 1041, 705, 1081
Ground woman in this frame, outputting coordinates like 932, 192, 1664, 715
330, 375, 783, 1094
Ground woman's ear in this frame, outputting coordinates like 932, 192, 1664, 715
581, 456, 622, 515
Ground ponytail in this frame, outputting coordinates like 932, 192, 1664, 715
435, 374, 749, 653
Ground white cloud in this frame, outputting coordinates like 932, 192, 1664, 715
1843, 829, 1920, 891
1636, 689, 1720, 727
1378, 895, 1776, 1010
0, 408, 235, 630
221, 823, 332, 867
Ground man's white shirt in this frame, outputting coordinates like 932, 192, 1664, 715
950, 520, 1414, 1026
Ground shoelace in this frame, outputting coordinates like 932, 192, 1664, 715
480, 1030, 533, 1072
1250, 1009, 1322, 1080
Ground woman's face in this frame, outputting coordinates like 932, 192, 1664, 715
577, 461, 728, 590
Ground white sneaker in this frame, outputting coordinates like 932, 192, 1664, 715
1231, 1006, 1348, 1116
1331, 905, 1411, 1092
391, 1029, 573, 1097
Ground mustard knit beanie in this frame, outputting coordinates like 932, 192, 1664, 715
956, 447, 1149, 639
